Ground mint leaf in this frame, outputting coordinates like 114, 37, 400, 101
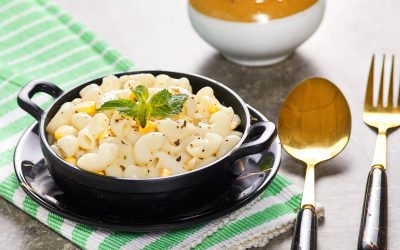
149, 89, 172, 117
132, 85, 149, 103
149, 90, 188, 118
137, 102, 152, 127
168, 94, 188, 114
97, 85, 188, 128
97, 99, 137, 117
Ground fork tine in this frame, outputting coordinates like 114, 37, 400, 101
377, 55, 386, 107
365, 55, 375, 107
388, 55, 395, 107
397, 56, 400, 107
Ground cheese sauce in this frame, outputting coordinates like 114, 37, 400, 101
190, 0, 318, 23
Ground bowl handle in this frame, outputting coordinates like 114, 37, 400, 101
17, 80, 64, 121
229, 121, 277, 164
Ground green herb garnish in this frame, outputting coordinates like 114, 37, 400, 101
97, 85, 188, 127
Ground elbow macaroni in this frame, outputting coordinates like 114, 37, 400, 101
47, 73, 243, 178
77, 143, 119, 172
133, 132, 166, 165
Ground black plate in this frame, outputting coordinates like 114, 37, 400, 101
14, 105, 281, 232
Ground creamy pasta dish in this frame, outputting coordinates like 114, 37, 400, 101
47, 73, 243, 178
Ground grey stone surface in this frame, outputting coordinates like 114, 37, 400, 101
3, 0, 400, 249
0, 198, 76, 250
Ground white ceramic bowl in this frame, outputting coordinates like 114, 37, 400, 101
188, 0, 325, 67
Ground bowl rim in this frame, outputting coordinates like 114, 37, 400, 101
39, 70, 255, 182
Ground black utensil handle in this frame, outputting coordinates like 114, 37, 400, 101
17, 80, 64, 121
229, 121, 277, 164
291, 207, 317, 250
358, 167, 387, 250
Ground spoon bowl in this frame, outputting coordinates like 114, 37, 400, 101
279, 78, 351, 165
278, 77, 351, 249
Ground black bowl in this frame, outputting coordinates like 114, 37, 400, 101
14, 105, 280, 231
17, 70, 277, 215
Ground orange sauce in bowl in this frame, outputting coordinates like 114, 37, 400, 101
190, 0, 318, 23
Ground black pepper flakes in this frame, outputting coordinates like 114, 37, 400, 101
176, 156, 182, 162
174, 139, 180, 146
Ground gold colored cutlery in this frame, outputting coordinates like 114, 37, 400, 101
358, 55, 400, 250
278, 78, 351, 250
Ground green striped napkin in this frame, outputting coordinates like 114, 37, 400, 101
0, 0, 324, 249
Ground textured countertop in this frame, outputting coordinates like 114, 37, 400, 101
4, 0, 400, 249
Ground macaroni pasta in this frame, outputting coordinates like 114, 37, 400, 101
47, 74, 243, 178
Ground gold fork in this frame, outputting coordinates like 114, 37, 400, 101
359, 55, 400, 250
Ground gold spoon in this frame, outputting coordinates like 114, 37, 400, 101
278, 78, 351, 250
